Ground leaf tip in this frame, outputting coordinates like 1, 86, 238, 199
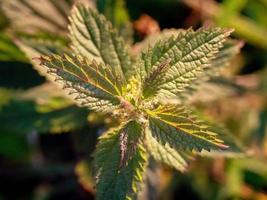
218, 143, 229, 149
222, 27, 235, 37
237, 40, 245, 49
32, 56, 43, 64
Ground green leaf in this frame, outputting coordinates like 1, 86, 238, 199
145, 127, 189, 172
139, 27, 233, 99
94, 121, 147, 200
147, 104, 228, 152
135, 30, 242, 102
69, 4, 133, 80
39, 54, 123, 113
136, 30, 241, 78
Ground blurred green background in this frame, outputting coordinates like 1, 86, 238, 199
0, 0, 267, 199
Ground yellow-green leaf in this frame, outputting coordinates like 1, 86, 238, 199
147, 104, 228, 152
39, 54, 122, 113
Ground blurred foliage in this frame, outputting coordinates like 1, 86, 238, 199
0, 128, 29, 160
184, 0, 267, 49
97, 0, 133, 43
0, 0, 266, 199
0, 99, 89, 134
0, 33, 26, 62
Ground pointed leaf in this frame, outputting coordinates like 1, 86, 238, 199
147, 104, 228, 152
39, 54, 122, 113
94, 121, 147, 200
139, 27, 233, 99
196, 124, 244, 158
69, 4, 133, 80
178, 39, 243, 100
135, 30, 242, 102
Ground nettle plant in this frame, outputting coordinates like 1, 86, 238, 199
37, 4, 240, 200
